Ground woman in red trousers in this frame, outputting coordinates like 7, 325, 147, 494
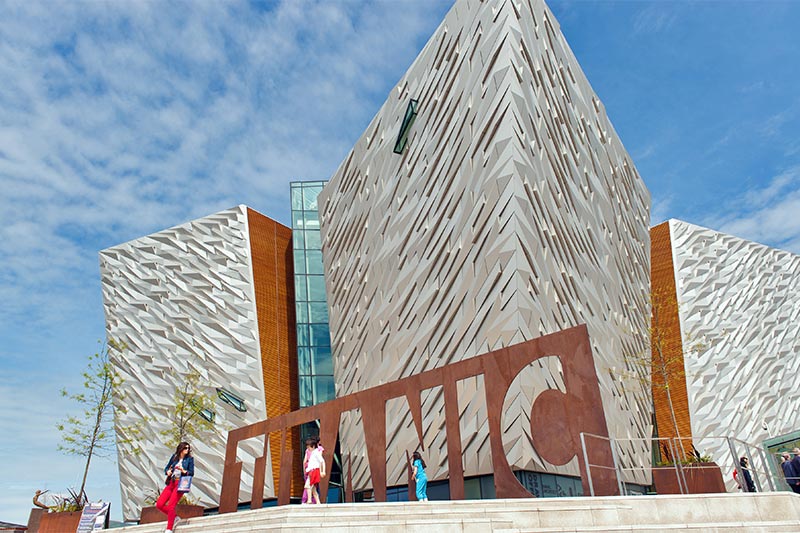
156, 442, 194, 533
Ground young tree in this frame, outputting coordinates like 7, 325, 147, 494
159, 368, 218, 448
620, 288, 709, 462
649, 287, 689, 458
57, 339, 139, 505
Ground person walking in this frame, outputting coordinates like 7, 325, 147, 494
738, 456, 756, 492
302, 437, 325, 504
304, 438, 326, 505
780, 452, 800, 494
789, 448, 800, 493
791, 448, 800, 484
156, 442, 195, 533
411, 451, 428, 502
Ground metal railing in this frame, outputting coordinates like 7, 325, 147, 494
579, 433, 788, 496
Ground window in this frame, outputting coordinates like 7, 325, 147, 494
393, 99, 419, 154
311, 346, 333, 375
303, 185, 323, 210
216, 387, 247, 412
304, 230, 321, 249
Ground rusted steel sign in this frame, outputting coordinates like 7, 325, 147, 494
219, 324, 617, 512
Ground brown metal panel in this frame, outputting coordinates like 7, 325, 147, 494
250, 454, 266, 510
360, 399, 389, 502
246, 208, 302, 497
345, 453, 354, 503
442, 373, 465, 500
219, 460, 243, 514
317, 411, 341, 503
650, 222, 693, 457
278, 450, 293, 506
406, 450, 417, 502
483, 347, 539, 499
219, 324, 617, 509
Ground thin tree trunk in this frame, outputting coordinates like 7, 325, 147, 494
79, 370, 110, 504
663, 384, 685, 458
78, 441, 94, 505
654, 337, 684, 460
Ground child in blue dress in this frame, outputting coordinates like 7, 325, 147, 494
412, 451, 428, 502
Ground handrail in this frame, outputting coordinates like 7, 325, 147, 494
580, 432, 786, 496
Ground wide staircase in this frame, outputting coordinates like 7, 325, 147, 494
116, 492, 800, 532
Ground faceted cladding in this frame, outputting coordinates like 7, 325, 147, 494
318, 0, 652, 491
99, 206, 297, 520
653, 219, 800, 487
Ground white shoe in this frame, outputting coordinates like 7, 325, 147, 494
165, 530, 172, 533
173, 517, 182, 529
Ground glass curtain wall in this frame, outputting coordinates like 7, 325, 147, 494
290, 180, 341, 501
291, 181, 334, 407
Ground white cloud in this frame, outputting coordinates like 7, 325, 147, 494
633, 143, 656, 161
632, 5, 678, 35
650, 195, 672, 227
0, 0, 453, 523
703, 166, 800, 254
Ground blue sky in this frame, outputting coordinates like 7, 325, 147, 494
0, 0, 798, 525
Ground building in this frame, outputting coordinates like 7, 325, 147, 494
318, 0, 652, 495
99, 205, 298, 520
650, 219, 800, 485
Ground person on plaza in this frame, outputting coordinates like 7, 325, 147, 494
301, 436, 325, 504
780, 452, 800, 494
790, 448, 800, 483
156, 441, 195, 533
738, 456, 756, 492
304, 437, 326, 505
411, 451, 428, 502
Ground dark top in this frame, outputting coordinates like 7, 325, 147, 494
785, 458, 800, 485
791, 455, 800, 480
164, 455, 195, 477
740, 463, 755, 492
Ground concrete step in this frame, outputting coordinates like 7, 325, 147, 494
113, 493, 800, 532
496, 520, 800, 532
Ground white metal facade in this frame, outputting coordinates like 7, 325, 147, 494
319, 0, 652, 490
669, 219, 800, 483
99, 205, 272, 520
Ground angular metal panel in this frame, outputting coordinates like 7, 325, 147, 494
99, 206, 273, 520
669, 219, 800, 484
318, 0, 653, 489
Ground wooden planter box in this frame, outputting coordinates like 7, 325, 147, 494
37, 510, 82, 533
26, 508, 45, 533
140, 504, 204, 524
653, 461, 726, 494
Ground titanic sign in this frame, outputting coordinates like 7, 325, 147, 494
218, 324, 617, 511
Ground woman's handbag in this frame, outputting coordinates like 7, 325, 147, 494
177, 475, 193, 493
